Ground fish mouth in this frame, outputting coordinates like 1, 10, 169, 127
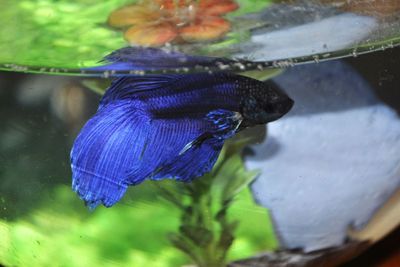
282, 97, 294, 115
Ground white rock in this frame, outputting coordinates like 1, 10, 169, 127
246, 61, 400, 252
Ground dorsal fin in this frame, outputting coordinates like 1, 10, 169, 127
100, 74, 182, 106
86, 47, 238, 73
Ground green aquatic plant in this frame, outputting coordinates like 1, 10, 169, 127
158, 143, 266, 267
0, 0, 273, 71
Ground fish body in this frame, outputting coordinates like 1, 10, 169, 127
71, 72, 293, 209
101, 73, 292, 125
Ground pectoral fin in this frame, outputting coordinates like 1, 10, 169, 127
206, 109, 243, 139
179, 109, 242, 155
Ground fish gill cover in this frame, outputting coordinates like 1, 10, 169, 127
70, 47, 293, 209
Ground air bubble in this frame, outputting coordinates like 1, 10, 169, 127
233, 62, 246, 70
103, 71, 110, 78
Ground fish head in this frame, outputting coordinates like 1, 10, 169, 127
241, 81, 294, 125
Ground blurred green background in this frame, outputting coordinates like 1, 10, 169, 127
0, 0, 273, 70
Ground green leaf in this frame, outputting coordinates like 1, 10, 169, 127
218, 220, 239, 250
0, 0, 134, 69
168, 233, 203, 264
153, 181, 185, 209
228, 0, 273, 18
213, 153, 259, 203
179, 225, 213, 247
223, 170, 259, 203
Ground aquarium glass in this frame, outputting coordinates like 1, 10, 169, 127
1, 1, 400, 267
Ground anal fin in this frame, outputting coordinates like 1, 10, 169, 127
153, 138, 224, 182
153, 109, 242, 182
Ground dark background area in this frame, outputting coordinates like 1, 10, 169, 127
343, 225, 400, 266
344, 47, 400, 266
346, 46, 400, 114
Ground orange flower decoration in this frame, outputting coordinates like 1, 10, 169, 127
108, 0, 239, 46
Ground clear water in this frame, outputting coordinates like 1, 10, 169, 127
0, 0, 399, 75
1, 1, 400, 267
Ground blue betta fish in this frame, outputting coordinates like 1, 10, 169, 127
71, 54, 293, 209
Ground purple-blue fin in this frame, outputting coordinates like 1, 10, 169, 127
85, 47, 237, 73
153, 137, 224, 182
100, 75, 180, 107
126, 118, 209, 184
149, 109, 241, 182
177, 109, 242, 156
71, 101, 151, 208
206, 109, 243, 140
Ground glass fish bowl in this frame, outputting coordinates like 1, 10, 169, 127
1, 1, 400, 267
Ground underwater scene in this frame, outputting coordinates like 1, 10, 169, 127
0, 0, 400, 267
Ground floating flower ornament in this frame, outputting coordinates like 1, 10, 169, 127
107, 0, 239, 46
